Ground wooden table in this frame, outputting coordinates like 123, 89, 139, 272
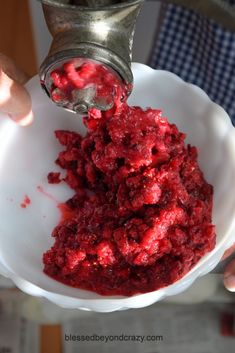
0, 0, 37, 76
40, 325, 62, 353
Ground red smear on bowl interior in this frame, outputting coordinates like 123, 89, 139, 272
37, 185, 59, 204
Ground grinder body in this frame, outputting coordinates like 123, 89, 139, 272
39, 0, 144, 113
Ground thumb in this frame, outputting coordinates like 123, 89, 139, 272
0, 68, 33, 126
224, 258, 235, 292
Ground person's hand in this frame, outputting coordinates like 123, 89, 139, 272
223, 244, 235, 292
0, 53, 33, 126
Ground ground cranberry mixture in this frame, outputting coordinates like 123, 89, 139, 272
49, 59, 124, 110
21, 195, 31, 209
44, 61, 215, 296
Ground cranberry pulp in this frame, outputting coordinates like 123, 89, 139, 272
21, 195, 31, 209
49, 59, 125, 112
43, 63, 215, 296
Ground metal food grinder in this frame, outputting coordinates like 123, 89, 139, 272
39, 0, 144, 114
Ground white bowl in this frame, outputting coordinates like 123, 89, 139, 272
0, 63, 235, 312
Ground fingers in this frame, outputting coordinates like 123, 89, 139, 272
0, 53, 29, 85
224, 258, 235, 292
221, 243, 235, 261
222, 244, 235, 292
0, 67, 33, 126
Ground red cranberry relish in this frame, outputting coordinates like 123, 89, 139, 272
43, 100, 215, 296
49, 59, 125, 110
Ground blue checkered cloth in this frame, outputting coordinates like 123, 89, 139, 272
149, 1, 235, 125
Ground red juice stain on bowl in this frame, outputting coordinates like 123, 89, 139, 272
43, 60, 216, 296
36, 185, 58, 204
20, 195, 31, 209
37, 185, 74, 222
